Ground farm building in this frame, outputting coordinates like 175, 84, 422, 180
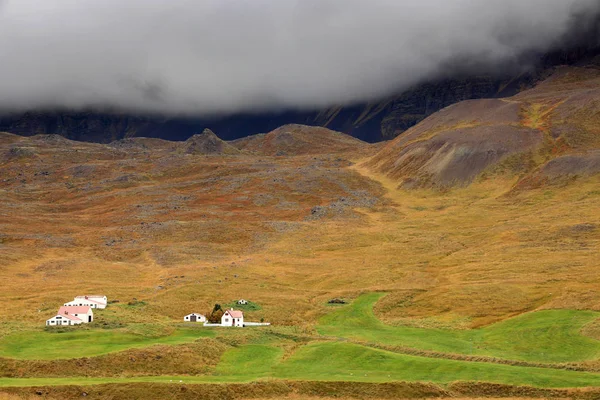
183, 313, 206, 322
46, 306, 94, 326
73, 295, 107, 309
65, 297, 106, 309
221, 309, 244, 327
237, 299, 248, 305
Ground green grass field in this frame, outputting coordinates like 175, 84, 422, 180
318, 293, 600, 363
2, 342, 600, 388
215, 345, 283, 378
0, 326, 214, 360
274, 342, 600, 387
1, 294, 600, 389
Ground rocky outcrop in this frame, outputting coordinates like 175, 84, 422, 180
182, 129, 241, 155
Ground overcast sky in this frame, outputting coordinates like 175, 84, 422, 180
0, 0, 598, 116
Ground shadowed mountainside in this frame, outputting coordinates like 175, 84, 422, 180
1, 35, 599, 144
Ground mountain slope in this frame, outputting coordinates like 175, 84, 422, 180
367, 67, 600, 188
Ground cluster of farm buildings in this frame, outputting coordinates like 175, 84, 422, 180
184, 299, 270, 328
45, 295, 107, 326
46, 297, 268, 328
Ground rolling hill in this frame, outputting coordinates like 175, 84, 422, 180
368, 67, 600, 188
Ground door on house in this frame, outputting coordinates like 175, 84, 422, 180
190, 315, 197, 322
88, 315, 92, 322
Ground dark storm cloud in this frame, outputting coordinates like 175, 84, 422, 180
0, 0, 598, 115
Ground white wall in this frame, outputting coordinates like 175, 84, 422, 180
184, 314, 206, 322
65, 300, 99, 309
46, 316, 82, 326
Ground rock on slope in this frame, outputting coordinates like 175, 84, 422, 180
182, 129, 241, 155
368, 67, 600, 188
232, 124, 372, 156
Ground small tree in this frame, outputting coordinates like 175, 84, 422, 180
207, 303, 223, 323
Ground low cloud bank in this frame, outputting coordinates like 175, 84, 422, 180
0, 0, 598, 115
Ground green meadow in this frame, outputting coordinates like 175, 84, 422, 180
318, 293, 600, 363
2, 342, 600, 388
0, 326, 214, 360
1, 293, 600, 389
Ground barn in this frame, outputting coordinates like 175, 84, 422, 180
64, 297, 105, 309
73, 295, 108, 309
183, 313, 206, 323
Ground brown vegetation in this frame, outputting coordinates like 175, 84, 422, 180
0, 68, 599, 338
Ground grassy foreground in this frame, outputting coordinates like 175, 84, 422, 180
1, 294, 600, 389
2, 342, 600, 388
318, 293, 600, 363
0, 326, 214, 360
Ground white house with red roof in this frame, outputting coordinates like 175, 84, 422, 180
68, 295, 107, 309
221, 308, 244, 327
46, 306, 94, 326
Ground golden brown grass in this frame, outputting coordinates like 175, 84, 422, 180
0, 127, 599, 332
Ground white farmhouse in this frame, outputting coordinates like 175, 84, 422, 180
183, 313, 206, 323
237, 299, 248, 305
46, 306, 94, 326
221, 309, 244, 327
72, 295, 107, 309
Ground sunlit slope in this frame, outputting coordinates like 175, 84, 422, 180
1, 67, 600, 333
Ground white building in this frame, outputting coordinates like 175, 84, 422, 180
73, 295, 107, 309
65, 297, 105, 309
237, 299, 248, 305
46, 306, 94, 326
183, 313, 206, 323
221, 309, 244, 327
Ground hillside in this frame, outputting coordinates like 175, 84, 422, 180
1, 71, 600, 398
232, 124, 373, 156
1, 65, 599, 326
368, 67, 600, 188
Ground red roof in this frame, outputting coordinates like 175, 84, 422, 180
225, 309, 243, 318
54, 313, 82, 321
59, 306, 92, 315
